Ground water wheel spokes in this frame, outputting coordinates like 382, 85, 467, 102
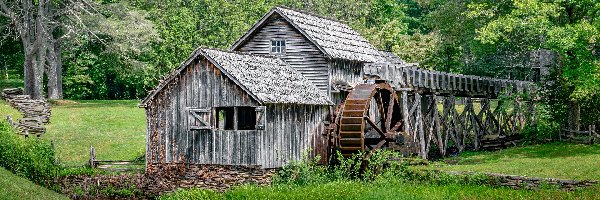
336, 83, 402, 158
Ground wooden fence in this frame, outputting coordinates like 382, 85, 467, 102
89, 147, 144, 172
560, 125, 598, 144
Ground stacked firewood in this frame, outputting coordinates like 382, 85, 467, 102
1, 88, 51, 137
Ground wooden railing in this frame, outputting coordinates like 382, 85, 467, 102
560, 125, 598, 144
364, 63, 535, 97
89, 147, 144, 172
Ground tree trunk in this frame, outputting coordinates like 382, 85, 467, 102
569, 101, 580, 131
47, 39, 63, 99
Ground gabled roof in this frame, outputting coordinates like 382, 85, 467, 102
141, 48, 332, 107
231, 6, 385, 63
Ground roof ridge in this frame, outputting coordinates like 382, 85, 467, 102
200, 47, 282, 59
274, 6, 351, 27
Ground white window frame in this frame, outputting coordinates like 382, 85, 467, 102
270, 40, 286, 54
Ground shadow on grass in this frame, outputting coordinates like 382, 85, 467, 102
49, 100, 141, 108
446, 142, 600, 165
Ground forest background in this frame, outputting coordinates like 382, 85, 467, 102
1, 0, 599, 129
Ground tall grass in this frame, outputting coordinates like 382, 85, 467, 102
0, 121, 59, 187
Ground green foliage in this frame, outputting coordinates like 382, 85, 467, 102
272, 153, 328, 186
0, 121, 59, 187
273, 150, 406, 186
0, 79, 23, 90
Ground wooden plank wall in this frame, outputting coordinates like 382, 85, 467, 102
146, 57, 260, 165
330, 59, 363, 103
260, 104, 328, 168
145, 56, 329, 168
235, 14, 330, 94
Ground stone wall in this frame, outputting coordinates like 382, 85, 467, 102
448, 171, 598, 190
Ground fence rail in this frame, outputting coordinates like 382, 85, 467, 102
559, 125, 598, 144
89, 147, 144, 172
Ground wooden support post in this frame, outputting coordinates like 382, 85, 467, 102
90, 146, 96, 168
401, 91, 411, 150
589, 125, 593, 144
415, 92, 426, 159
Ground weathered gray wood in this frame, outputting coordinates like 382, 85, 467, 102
235, 15, 329, 93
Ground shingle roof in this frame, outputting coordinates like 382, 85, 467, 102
202, 49, 331, 105
141, 48, 332, 106
231, 6, 385, 63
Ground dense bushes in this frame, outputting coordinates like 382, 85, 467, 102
272, 151, 407, 186
0, 121, 59, 187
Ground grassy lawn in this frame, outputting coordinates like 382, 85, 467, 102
45, 100, 146, 165
422, 142, 600, 180
1, 99, 146, 165
161, 179, 600, 200
0, 167, 68, 200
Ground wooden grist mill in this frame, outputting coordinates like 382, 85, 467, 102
141, 6, 538, 172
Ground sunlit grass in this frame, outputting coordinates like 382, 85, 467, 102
421, 142, 600, 180
161, 179, 600, 200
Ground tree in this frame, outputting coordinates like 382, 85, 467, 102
0, 0, 83, 99
472, 0, 600, 129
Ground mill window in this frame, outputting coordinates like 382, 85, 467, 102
237, 107, 257, 130
270, 40, 286, 54
213, 107, 259, 130
215, 107, 234, 130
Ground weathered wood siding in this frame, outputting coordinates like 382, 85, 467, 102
330, 59, 364, 85
145, 56, 329, 168
145, 57, 260, 166
235, 14, 330, 94
330, 59, 364, 104
260, 104, 328, 168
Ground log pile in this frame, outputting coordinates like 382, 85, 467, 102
1, 88, 51, 137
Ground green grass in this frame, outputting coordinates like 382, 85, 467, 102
422, 142, 600, 180
0, 166, 68, 200
44, 100, 146, 165
161, 179, 600, 200
1, 100, 146, 165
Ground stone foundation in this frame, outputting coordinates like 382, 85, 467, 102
57, 164, 277, 199
145, 164, 276, 191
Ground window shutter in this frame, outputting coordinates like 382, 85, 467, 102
189, 108, 212, 130
255, 106, 266, 130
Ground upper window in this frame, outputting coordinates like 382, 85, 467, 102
270, 40, 286, 54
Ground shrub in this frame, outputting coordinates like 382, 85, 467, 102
0, 121, 59, 186
273, 150, 407, 185
272, 152, 329, 186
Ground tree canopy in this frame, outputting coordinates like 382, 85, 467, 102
1, 0, 598, 127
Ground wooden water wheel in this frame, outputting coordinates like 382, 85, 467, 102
331, 82, 403, 158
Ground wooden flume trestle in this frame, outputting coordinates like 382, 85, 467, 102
329, 64, 537, 160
